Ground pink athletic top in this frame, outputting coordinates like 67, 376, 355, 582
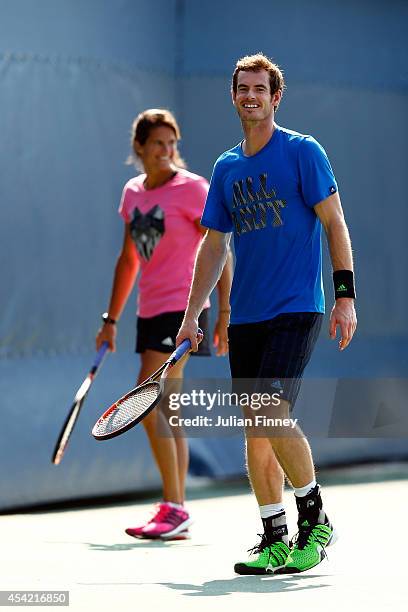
119, 168, 211, 318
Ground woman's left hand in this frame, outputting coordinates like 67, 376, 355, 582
213, 311, 230, 356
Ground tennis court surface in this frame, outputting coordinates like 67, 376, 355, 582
1, 471, 406, 611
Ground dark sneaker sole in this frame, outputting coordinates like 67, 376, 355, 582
234, 563, 283, 575
129, 533, 185, 540
126, 530, 190, 541
274, 566, 301, 574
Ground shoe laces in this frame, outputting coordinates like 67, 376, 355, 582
248, 533, 270, 555
248, 534, 287, 566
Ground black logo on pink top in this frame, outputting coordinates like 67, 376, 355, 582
130, 205, 165, 261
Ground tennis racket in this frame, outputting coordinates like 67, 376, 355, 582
52, 342, 109, 464
92, 332, 200, 441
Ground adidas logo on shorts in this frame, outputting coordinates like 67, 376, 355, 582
161, 337, 174, 347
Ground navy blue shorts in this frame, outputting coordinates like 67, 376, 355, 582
136, 308, 211, 356
228, 312, 323, 408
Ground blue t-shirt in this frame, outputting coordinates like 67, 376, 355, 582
201, 125, 338, 324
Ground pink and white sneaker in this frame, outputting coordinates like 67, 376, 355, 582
125, 502, 192, 540
125, 502, 170, 539
141, 503, 192, 540
161, 529, 191, 541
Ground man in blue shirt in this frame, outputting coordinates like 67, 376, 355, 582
177, 53, 357, 574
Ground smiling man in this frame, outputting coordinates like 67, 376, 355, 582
176, 53, 357, 574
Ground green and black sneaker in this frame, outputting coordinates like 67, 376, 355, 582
279, 518, 337, 573
234, 533, 290, 575
276, 485, 338, 574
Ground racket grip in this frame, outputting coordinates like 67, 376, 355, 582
171, 328, 203, 362
93, 341, 109, 369
172, 339, 191, 362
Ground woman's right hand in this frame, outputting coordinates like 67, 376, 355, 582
96, 323, 117, 352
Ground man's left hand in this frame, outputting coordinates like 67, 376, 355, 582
213, 311, 230, 356
329, 298, 357, 351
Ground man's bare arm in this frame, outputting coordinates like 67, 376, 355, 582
315, 192, 353, 271
315, 192, 357, 351
177, 229, 231, 351
194, 219, 233, 355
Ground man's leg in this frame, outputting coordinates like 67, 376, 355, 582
266, 399, 315, 487
256, 313, 337, 573
233, 436, 290, 574
245, 437, 284, 505
229, 323, 291, 575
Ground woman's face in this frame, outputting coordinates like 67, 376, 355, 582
135, 125, 178, 174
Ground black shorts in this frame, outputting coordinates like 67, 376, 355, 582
136, 308, 211, 356
228, 312, 323, 408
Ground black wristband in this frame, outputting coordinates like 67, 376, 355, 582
102, 312, 117, 325
333, 270, 356, 300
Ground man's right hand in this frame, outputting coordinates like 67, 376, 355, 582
96, 323, 117, 352
176, 316, 200, 352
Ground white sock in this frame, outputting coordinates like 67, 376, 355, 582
259, 502, 285, 519
166, 502, 184, 510
294, 479, 317, 497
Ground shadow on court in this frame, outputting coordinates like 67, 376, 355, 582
78, 574, 332, 596
158, 574, 332, 597
2, 473, 407, 611
83, 541, 208, 551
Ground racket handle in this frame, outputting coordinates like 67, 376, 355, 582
93, 341, 109, 369
171, 328, 203, 363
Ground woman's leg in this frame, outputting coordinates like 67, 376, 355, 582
161, 356, 190, 503
138, 350, 189, 504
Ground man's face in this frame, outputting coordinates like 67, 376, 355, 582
232, 69, 281, 123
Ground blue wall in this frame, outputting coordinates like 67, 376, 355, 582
1, 0, 178, 357
1, 0, 407, 510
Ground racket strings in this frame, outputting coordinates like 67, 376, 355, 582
94, 382, 161, 436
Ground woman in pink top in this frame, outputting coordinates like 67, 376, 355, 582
96, 109, 232, 540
